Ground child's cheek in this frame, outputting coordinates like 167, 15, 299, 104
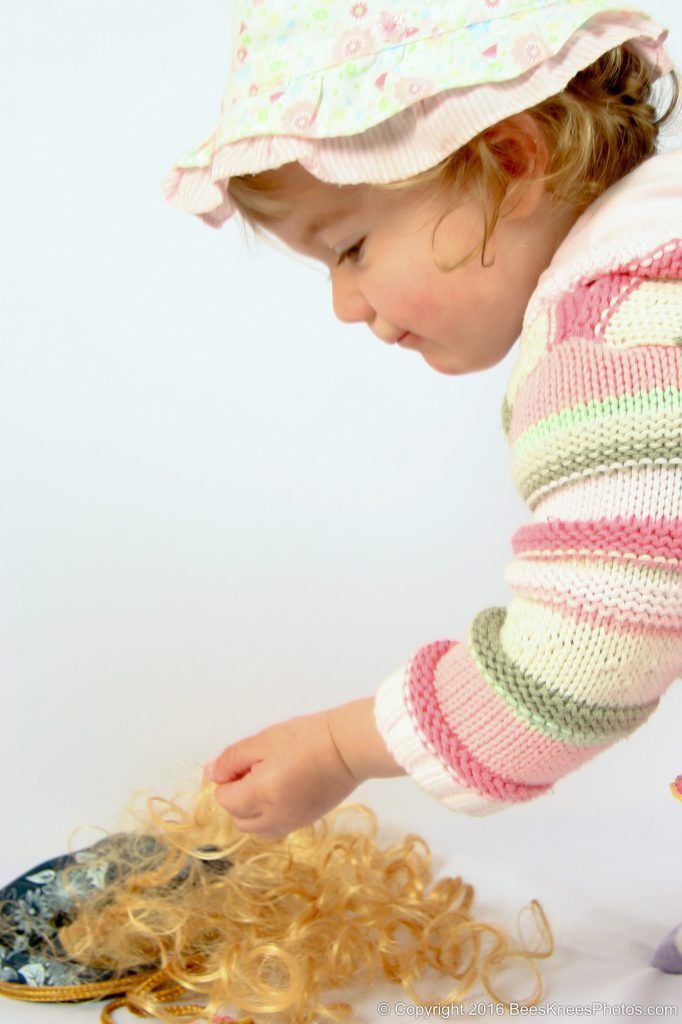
386, 268, 439, 327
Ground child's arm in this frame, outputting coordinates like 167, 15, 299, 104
204, 701, 404, 841
372, 249, 682, 816
326, 698, 408, 781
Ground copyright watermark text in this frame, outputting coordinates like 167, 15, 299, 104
375, 1002, 679, 1018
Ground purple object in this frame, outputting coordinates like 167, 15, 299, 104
651, 924, 682, 974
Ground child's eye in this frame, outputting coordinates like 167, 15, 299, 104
336, 238, 366, 266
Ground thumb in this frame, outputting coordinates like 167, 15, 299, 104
205, 740, 262, 783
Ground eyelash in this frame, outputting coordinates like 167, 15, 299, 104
335, 238, 366, 266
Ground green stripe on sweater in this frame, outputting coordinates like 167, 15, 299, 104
514, 386, 682, 455
467, 607, 659, 745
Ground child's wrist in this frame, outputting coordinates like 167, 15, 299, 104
326, 698, 407, 783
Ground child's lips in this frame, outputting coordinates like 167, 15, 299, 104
397, 331, 419, 346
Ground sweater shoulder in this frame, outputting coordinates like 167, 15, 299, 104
501, 239, 682, 510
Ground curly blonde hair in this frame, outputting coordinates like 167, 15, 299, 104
0, 779, 555, 1024
226, 43, 680, 270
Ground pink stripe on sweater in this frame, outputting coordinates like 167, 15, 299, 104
552, 274, 640, 348
512, 515, 682, 572
510, 338, 682, 444
551, 243, 682, 351
405, 639, 613, 797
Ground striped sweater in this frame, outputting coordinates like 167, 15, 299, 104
374, 147, 682, 816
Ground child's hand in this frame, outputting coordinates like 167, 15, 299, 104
203, 709, 361, 841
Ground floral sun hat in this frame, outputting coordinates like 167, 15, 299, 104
162, 0, 673, 228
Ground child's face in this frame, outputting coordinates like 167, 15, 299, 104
259, 162, 579, 376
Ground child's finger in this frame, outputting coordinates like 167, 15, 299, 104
206, 741, 261, 783
213, 775, 263, 820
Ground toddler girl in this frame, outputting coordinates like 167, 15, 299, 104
163, 0, 682, 971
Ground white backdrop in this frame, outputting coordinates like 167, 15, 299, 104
2, 2, 682, 1021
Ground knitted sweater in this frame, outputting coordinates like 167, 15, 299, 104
374, 147, 682, 816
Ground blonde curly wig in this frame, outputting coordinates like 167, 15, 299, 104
0, 774, 555, 1023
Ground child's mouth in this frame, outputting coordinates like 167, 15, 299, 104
397, 332, 418, 346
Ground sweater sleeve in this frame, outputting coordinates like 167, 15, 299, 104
374, 241, 682, 816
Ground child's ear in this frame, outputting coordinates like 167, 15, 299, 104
483, 111, 551, 221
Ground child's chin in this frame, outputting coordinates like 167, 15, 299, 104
422, 355, 461, 376
419, 347, 465, 376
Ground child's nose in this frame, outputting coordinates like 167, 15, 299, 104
331, 275, 373, 326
